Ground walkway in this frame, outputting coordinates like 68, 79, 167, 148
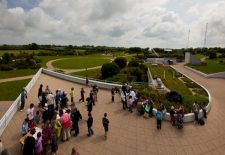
1, 63, 225, 155
0, 75, 33, 83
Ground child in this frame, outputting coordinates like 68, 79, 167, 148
155, 109, 162, 129
102, 113, 109, 139
21, 118, 29, 136
111, 88, 115, 102
34, 111, 41, 125
170, 106, 175, 126
70, 88, 75, 103
35, 132, 43, 155
51, 132, 58, 155
71, 147, 80, 155
127, 96, 133, 113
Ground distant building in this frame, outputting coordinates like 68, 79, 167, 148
185, 52, 201, 65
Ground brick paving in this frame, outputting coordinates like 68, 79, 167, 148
0, 101, 13, 118
1, 63, 225, 155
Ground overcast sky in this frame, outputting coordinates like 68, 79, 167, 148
0, 0, 225, 48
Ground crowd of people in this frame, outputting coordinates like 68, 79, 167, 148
17, 81, 208, 154
20, 84, 109, 155
119, 83, 207, 130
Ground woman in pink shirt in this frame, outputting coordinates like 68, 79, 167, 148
59, 110, 71, 141
127, 96, 134, 113
35, 132, 43, 155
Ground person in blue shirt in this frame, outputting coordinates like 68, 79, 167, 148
20, 88, 27, 111
155, 109, 162, 129
21, 118, 29, 136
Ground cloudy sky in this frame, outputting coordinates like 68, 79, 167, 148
0, 0, 225, 48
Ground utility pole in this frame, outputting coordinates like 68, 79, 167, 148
203, 23, 208, 48
187, 29, 190, 49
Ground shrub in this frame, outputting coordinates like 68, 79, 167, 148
128, 59, 140, 67
113, 57, 127, 69
101, 63, 120, 78
0, 64, 13, 71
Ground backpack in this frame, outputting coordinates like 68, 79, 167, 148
156, 112, 162, 120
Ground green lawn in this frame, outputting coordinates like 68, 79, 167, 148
148, 64, 192, 95
37, 55, 72, 67
52, 55, 110, 69
0, 69, 37, 79
0, 79, 31, 100
188, 58, 225, 74
193, 54, 206, 59
71, 68, 101, 78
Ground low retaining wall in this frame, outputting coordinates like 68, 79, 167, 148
42, 69, 122, 90
0, 68, 43, 136
171, 66, 211, 122
185, 66, 225, 79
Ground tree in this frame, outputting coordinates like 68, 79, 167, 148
113, 57, 127, 69
28, 43, 39, 50
101, 63, 120, 78
2, 53, 12, 64
129, 47, 142, 56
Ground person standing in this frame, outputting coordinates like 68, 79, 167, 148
86, 77, 89, 86
35, 132, 43, 155
155, 109, 162, 129
79, 88, 85, 102
71, 107, 82, 136
21, 118, 29, 136
90, 90, 95, 106
127, 96, 134, 113
87, 113, 94, 137
121, 91, 127, 110
55, 90, 61, 110
86, 97, 93, 113
70, 88, 75, 103
102, 113, 109, 139
20, 88, 27, 111
111, 88, 115, 102
23, 128, 36, 155
193, 102, 199, 123
59, 110, 71, 141
38, 84, 43, 106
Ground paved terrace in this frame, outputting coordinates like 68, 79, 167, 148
1, 63, 225, 155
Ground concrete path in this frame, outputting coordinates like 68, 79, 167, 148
0, 75, 33, 83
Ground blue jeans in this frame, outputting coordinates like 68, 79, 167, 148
88, 127, 93, 135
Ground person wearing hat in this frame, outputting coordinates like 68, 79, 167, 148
170, 106, 176, 126
20, 87, 27, 111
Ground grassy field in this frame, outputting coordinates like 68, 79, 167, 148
52, 55, 110, 69
193, 54, 206, 59
37, 55, 72, 67
188, 58, 225, 74
148, 64, 192, 95
71, 68, 101, 78
0, 79, 31, 100
0, 69, 37, 79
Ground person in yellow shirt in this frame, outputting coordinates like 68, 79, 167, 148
70, 88, 75, 103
